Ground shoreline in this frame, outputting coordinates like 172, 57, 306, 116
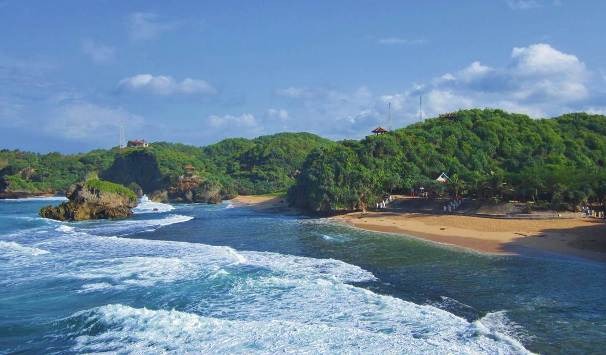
230, 194, 299, 214
231, 195, 606, 263
334, 211, 606, 263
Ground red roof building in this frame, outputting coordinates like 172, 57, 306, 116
127, 139, 149, 148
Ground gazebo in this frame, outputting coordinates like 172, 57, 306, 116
371, 126, 388, 135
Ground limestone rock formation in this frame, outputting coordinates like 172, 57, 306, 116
40, 179, 137, 221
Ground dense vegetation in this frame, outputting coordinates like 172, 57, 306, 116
84, 178, 138, 202
202, 133, 333, 194
3, 110, 605, 212
289, 109, 606, 213
0, 149, 116, 194
0, 132, 332, 198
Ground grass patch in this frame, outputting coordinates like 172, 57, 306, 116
84, 178, 137, 201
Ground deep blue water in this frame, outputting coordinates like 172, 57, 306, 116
0, 197, 605, 354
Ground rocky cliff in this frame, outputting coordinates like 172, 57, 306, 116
40, 179, 137, 221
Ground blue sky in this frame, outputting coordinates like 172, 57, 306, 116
1, 0, 605, 152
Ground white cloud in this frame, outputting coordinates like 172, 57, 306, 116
128, 12, 177, 41
378, 37, 426, 45
118, 74, 217, 96
275, 87, 314, 99
425, 43, 589, 111
208, 113, 258, 129
82, 39, 115, 64
458, 61, 494, 81
506, 0, 541, 9
274, 86, 382, 136
271, 43, 601, 138
267, 108, 289, 121
45, 103, 144, 141
510, 43, 585, 77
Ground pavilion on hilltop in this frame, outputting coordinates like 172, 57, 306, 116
371, 127, 389, 135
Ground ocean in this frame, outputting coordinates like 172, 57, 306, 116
1, 197, 605, 354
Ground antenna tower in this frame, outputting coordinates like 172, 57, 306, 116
419, 95, 423, 121
388, 102, 392, 130
119, 123, 126, 149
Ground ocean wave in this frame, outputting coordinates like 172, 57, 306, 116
317, 232, 352, 243
0, 240, 50, 256
52, 214, 194, 237
4, 222, 531, 353
476, 311, 534, 345
0, 196, 67, 202
73, 256, 208, 291
133, 195, 175, 214
243, 251, 375, 283
55, 225, 75, 233
68, 303, 531, 354
56, 236, 370, 292
45, 234, 529, 353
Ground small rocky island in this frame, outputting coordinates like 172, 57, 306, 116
40, 179, 137, 221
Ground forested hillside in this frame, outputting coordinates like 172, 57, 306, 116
0, 132, 331, 200
2, 110, 605, 211
288, 109, 606, 213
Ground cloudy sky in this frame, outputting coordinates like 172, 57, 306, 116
1, 0, 605, 152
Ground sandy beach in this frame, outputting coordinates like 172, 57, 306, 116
233, 195, 606, 262
335, 211, 606, 262
231, 195, 296, 213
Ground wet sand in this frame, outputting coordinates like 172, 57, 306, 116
230, 195, 606, 262
335, 212, 606, 262
231, 195, 296, 213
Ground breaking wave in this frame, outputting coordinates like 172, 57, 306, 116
68, 301, 530, 354
37, 233, 529, 354
133, 195, 175, 214
0, 201, 533, 354
0, 196, 67, 202
0, 240, 50, 256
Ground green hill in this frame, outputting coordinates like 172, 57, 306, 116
288, 109, 606, 213
2, 110, 605, 210
0, 132, 332, 200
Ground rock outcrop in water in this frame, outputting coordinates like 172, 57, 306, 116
40, 179, 137, 221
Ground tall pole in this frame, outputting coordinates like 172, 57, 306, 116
419, 95, 423, 121
119, 123, 125, 149
388, 102, 392, 130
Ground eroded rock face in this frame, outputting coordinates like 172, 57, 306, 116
40, 183, 137, 221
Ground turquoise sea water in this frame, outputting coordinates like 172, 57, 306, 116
0, 197, 605, 354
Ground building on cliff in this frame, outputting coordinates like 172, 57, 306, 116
127, 139, 149, 148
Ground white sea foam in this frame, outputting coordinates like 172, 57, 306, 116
71, 303, 531, 354
78, 282, 116, 293
46, 234, 530, 353
318, 232, 352, 243
55, 225, 75, 233
133, 195, 174, 214
10, 218, 529, 354
44, 231, 372, 292
0, 196, 67, 202
74, 256, 205, 291
0, 241, 50, 256
61, 214, 194, 237
244, 251, 375, 283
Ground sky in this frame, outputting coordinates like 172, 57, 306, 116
1, 0, 605, 153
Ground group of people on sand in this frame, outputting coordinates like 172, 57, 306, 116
375, 195, 393, 209
581, 205, 605, 219
443, 198, 463, 213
